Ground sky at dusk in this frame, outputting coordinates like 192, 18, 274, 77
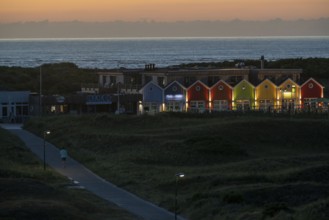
1, 0, 329, 23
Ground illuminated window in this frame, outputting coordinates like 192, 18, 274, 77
190, 101, 205, 112
259, 100, 272, 111
304, 98, 317, 109
292, 85, 296, 93
213, 100, 228, 111
236, 100, 250, 111
166, 101, 182, 112
144, 103, 159, 113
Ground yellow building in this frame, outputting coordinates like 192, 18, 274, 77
255, 79, 278, 111
278, 78, 301, 111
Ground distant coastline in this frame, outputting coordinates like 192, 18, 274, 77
1, 37, 329, 69
1, 36, 329, 41
1, 18, 328, 38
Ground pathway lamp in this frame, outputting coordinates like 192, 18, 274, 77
43, 130, 50, 170
175, 172, 185, 220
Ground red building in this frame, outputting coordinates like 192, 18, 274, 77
301, 78, 324, 109
187, 80, 209, 113
210, 80, 233, 111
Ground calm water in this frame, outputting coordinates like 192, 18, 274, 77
0, 37, 329, 69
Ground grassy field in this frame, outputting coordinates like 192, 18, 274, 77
0, 127, 139, 220
23, 113, 329, 220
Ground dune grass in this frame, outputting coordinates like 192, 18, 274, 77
24, 112, 329, 220
0, 128, 139, 220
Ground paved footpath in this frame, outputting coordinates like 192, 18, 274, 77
1, 124, 186, 220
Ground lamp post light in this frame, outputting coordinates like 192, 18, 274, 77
43, 130, 51, 170
175, 172, 185, 220
39, 65, 44, 116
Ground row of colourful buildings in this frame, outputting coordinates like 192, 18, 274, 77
138, 77, 324, 114
1, 64, 326, 122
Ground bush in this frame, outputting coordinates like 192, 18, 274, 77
262, 203, 292, 218
222, 191, 244, 204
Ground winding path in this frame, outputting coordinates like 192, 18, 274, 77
1, 123, 186, 220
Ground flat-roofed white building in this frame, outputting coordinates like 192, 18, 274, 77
0, 91, 30, 123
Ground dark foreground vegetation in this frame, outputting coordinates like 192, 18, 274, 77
23, 113, 329, 220
0, 128, 138, 220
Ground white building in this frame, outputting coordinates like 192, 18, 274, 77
0, 91, 30, 123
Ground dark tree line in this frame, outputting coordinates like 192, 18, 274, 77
0, 62, 97, 95
1, 58, 329, 95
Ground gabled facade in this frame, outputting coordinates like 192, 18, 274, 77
96, 67, 325, 115
278, 78, 301, 111
139, 81, 163, 114
187, 80, 209, 113
255, 79, 278, 111
233, 79, 255, 111
164, 81, 187, 112
300, 78, 324, 110
210, 80, 233, 111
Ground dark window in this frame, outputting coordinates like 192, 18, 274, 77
2, 107, 7, 116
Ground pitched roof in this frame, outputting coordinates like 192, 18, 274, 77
256, 78, 277, 88
210, 79, 233, 90
234, 79, 255, 88
139, 81, 163, 93
187, 80, 210, 90
300, 77, 325, 88
164, 80, 186, 91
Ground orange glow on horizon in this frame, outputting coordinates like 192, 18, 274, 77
1, 0, 328, 23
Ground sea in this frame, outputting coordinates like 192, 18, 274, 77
0, 36, 329, 69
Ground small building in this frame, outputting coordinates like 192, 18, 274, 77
0, 91, 30, 123
139, 81, 164, 114
278, 78, 301, 111
250, 68, 302, 85
210, 80, 233, 111
186, 80, 210, 113
165, 68, 250, 88
164, 81, 186, 112
233, 79, 255, 111
300, 78, 325, 110
255, 79, 278, 111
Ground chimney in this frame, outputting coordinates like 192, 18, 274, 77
260, 55, 265, 69
145, 64, 156, 71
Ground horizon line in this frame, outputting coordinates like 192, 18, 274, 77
1, 36, 329, 41
1, 17, 329, 24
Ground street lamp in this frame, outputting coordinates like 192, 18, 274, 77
43, 130, 50, 170
39, 65, 43, 116
175, 172, 185, 220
